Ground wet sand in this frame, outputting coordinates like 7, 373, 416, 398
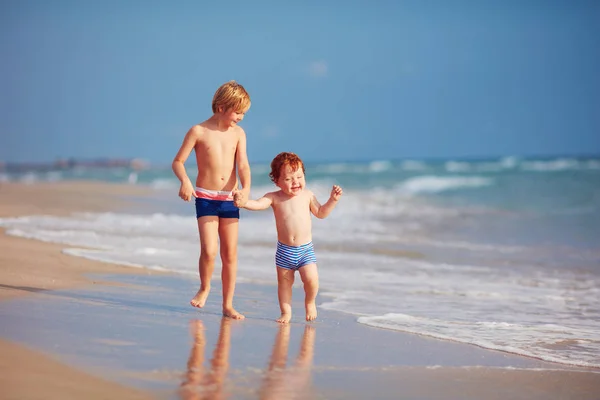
0, 182, 159, 399
0, 182, 599, 400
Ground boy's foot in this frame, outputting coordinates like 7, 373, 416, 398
305, 303, 317, 321
223, 307, 245, 320
276, 313, 292, 324
190, 289, 210, 308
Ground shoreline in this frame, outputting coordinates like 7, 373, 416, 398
3, 272, 599, 400
0, 182, 162, 399
1, 181, 599, 399
0, 181, 166, 301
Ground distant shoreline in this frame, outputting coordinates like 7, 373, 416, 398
2, 153, 600, 172
0, 157, 149, 173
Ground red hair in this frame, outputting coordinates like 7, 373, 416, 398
269, 152, 305, 183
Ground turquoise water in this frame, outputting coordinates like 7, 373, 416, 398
1, 155, 600, 367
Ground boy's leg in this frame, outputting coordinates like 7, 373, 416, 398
218, 217, 244, 319
191, 216, 219, 308
180, 318, 232, 398
276, 267, 295, 324
298, 263, 319, 321
179, 320, 206, 397
211, 317, 233, 386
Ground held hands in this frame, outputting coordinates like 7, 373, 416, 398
330, 185, 343, 201
233, 189, 247, 208
179, 180, 198, 202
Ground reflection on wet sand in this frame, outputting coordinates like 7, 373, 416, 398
179, 318, 232, 400
260, 324, 316, 400
179, 320, 315, 400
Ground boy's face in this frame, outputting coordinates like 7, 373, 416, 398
276, 165, 305, 196
220, 107, 248, 127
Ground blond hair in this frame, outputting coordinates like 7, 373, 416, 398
212, 80, 251, 113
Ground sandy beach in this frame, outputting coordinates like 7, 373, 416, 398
0, 182, 160, 300
0, 182, 159, 399
0, 182, 599, 400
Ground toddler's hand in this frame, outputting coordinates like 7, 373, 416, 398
330, 185, 343, 201
179, 180, 198, 202
233, 189, 246, 208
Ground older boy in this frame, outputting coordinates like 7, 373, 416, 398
172, 80, 251, 319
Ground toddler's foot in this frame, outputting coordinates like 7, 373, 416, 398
223, 307, 245, 320
190, 289, 209, 308
305, 303, 317, 321
276, 313, 292, 324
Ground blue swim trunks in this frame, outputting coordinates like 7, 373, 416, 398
275, 241, 317, 271
194, 187, 239, 219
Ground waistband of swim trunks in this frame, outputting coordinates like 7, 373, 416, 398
277, 241, 313, 249
195, 187, 234, 201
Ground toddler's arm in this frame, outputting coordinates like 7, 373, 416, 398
310, 185, 343, 219
234, 191, 273, 211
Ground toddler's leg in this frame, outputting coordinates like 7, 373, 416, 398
191, 216, 219, 308
271, 323, 291, 369
292, 324, 315, 395
219, 218, 244, 319
299, 263, 319, 321
297, 325, 316, 367
276, 267, 295, 323
260, 324, 291, 397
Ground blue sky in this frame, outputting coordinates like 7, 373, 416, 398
1, 0, 599, 164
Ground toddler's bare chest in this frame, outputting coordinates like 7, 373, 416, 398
276, 200, 310, 219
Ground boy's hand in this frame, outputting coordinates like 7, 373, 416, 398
233, 189, 246, 208
330, 185, 343, 201
179, 180, 198, 202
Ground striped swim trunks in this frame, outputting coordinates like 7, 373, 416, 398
275, 241, 317, 271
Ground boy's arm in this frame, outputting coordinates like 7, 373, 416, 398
234, 192, 273, 211
172, 126, 200, 202
309, 185, 343, 219
235, 128, 251, 206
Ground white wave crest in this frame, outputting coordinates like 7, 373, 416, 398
368, 160, 392, 173
357, 313, 600, 368
398, 175, 493, 194
520, 158, 579, 172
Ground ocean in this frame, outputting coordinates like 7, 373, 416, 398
1, 155, 599, 368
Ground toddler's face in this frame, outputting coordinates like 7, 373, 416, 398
277, 165, 305, 196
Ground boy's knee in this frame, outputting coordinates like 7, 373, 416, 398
200, 249, 218, 262
220, 249, 237, 266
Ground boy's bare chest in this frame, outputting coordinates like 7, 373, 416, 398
196, 133, 237, 155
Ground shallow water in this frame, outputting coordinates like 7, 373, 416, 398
2, 155, 599, 367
